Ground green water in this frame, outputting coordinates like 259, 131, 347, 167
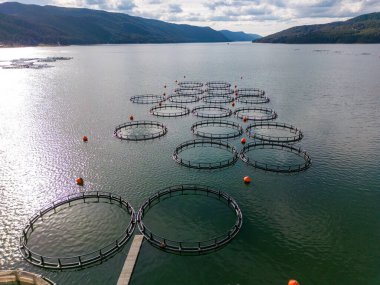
0, 43, 379, 285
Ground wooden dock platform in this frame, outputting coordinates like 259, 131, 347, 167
117, 235, 144, 285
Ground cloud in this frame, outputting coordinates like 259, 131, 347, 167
168, 4, 182, 13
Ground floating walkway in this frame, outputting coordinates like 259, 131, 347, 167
117, 235, 144, 285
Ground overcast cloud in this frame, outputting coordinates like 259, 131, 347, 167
0, 0, 379, 35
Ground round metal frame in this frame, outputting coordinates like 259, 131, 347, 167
203, 95, 234, 104
19, 192, 135, 270
130, 94, 165, 104
246, 122, 303, 143
240, 142, 312, 173
150, 104, 190, 117
114, 121, 168, 141
191, 120, 243, 139
174, 88, 204, 96
173, 139, 239, 169
136, 184, 243, 254
168, 94, 200, 104
177, 81, 203, 88
191, 105, 232, 119
235, 88, 265, 97
205, 81, 231, 89
234, 107, 277, 121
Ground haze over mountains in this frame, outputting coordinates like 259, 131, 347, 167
0, 2, 260, 46
256, 12, 380, 44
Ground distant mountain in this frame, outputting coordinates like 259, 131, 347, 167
256, 12, 380, 44
0, 2, 234, 46
219, 30, 261, 41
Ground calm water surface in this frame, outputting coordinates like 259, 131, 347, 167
0, 43, 380, 285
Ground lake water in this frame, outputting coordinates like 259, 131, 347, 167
0, 42, 380, 285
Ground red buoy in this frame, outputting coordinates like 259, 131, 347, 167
232, 102, 235, 107
288, 280, 300, 285
159, 102, 162, 106
234, 85, 237, 89
76, 177, 84, 186
163, 92, 166, 96
164, 85, 167, 88
129, 115, 134, 121
243, 116, 248, 122
82, 136, 88, 142
243, 176, 251, 184
184, 75, 186, 78
241, 138, 246, 144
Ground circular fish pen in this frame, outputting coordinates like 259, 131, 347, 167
136, 184, 243, 254
234, 107, 277, 121
203, 95, 234, 104
114, 121, 168, 141
205, 81, 231, 89
246, 122, 303, 143
236, 88, 265, 97
19, 192, 135, 270
174, 88, 204, 96
191, 120, 243, 139
150, 104, 190, 117
236, 95, 270, 104
240, 142, 312, 173
177, 81, 203, 88
130, 94, 165, 104
206, 88, 234, 96
173, 139, 239, 169
0, 270, 55, 285
192, 105, 232, 119
167, 94, 200, 104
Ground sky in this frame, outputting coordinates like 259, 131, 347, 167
1, 0, 380, 35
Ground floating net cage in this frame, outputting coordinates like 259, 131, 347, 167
191, 120, 243, 139
19, 192, 135, 270
205, 81, 231, 89
168, 94, 200, 104
206, 88, 234, 96
236, 88, 265, 97
191, 105, 232, 119
234, 107, 277, 121
173, 139, 239, 169
114, 121, 168, 141
246, 122, 303, 143
150, 104, 190, 117
240, 142, 312, 173
174, 88, 204, 96
235, 88, 269, 104
203, 95, 234, 104
0, 270, 55, 285
177, 81, 204, 88
136, 184, 242, 254
130, 94, 165, 104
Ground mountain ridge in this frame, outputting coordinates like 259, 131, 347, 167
0, 2, 259, 46
255, 12, 380, 44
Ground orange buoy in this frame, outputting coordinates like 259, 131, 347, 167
82, 136, 88, 142
288, 280, 300, 285
243, 176, 251, 184
243, 116, 248, 122
232, 102, 235, 107
129, 115, 134, 121
76, 177, 84, 186
241, 138, 246, 144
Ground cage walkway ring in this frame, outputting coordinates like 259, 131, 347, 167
173, 139, 239, 169
246, 122, 303, 143
174, 88, 204, 96
192, 105, 232, 118
240, 142, 312, 173
205, 81, 231, 89
136, 184, 243, 254
234, 107, 277, 121
177, 81, 203, 88
191, 120, 243, 139
114, 121, 168, 141
150, 104, 190, 117
19, 191, 135, 270
236, 95, 270, 104
206, 89, 234, 96
203, 95, 234, 104
235, 88, 265, 97
168, 94, 200, 104
130, 94, 165, 104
